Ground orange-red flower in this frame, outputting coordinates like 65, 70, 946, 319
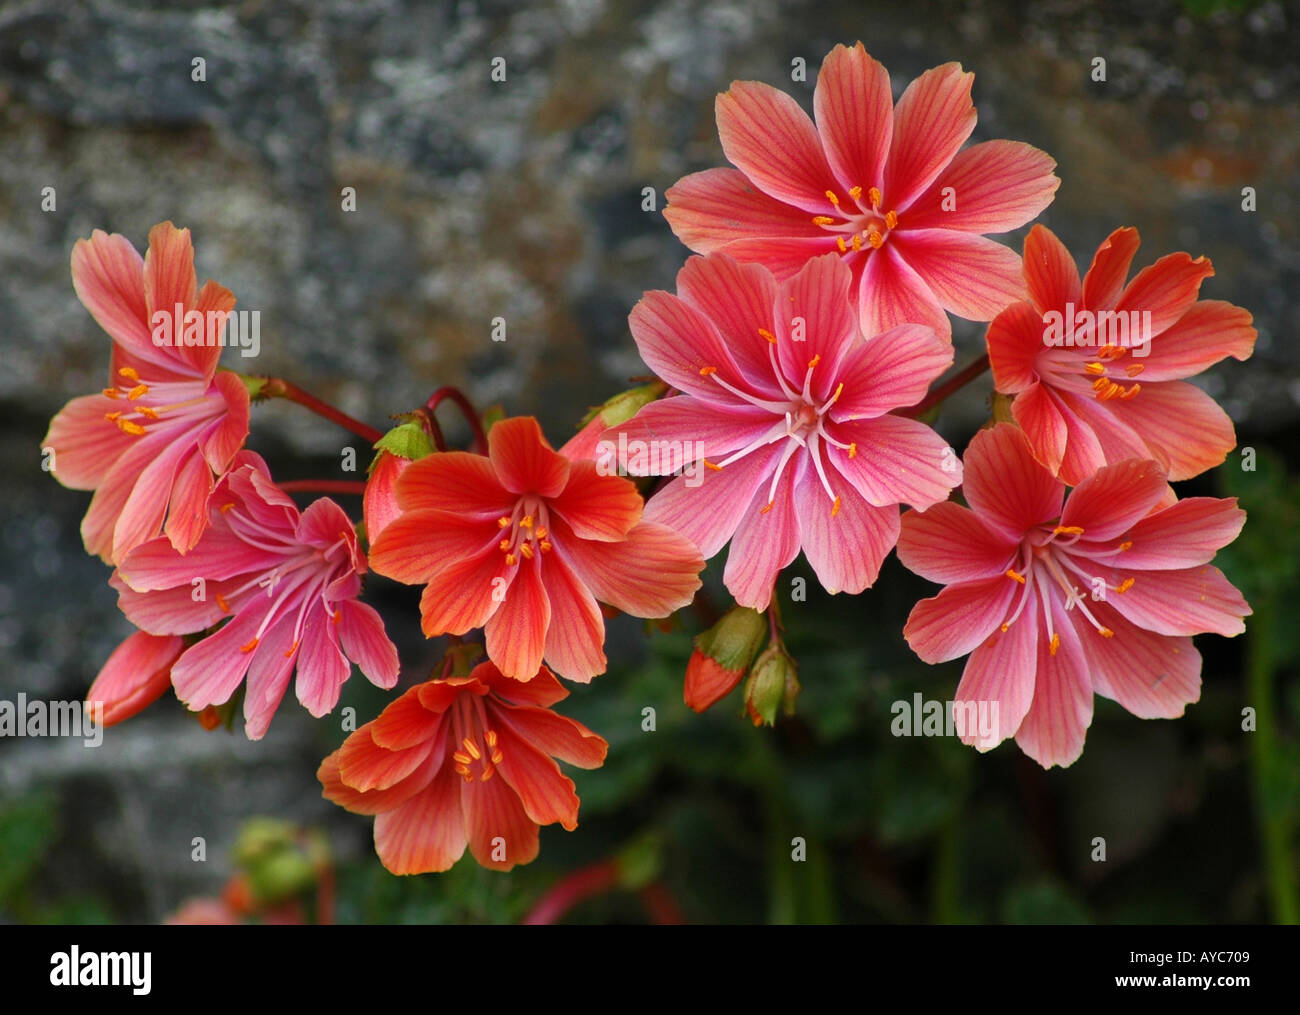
319, 662, 608, 874
367, 416, 704, 682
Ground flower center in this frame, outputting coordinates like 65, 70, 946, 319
997, 523, 1137, 655
814, 185, 899, 254
1081, 344, 1143, 401
697, 340, 856, 518
450, 695, 503, 784
101, 366, 212, 436
495, 496, 552, 566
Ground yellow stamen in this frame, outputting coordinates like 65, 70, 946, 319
117, 418, 147, 436
848, 185, 862, 201
127, 383, 149, 400
1098, 345, 1127, 360
848, 442, 857, 459
760, 502, 773, 515
1126, 363, 1145, 377
884, 210, 898, 230
486, 730, 498, 749
867, 230, 883, 249
808, 354, 821, 368
1006, 569, 1026, 584
520, 515, 533, 528
1119, 383, 1141, 399
499, 539, 511, 552
480, 763, 495, 782
1049, 633, 1060, 656
867, 186, 881, 207
102, 387, 119, 399
1053, 525, 1085, 536
497, 516, 510, 528
240, 638, 259, 653
825, 189, 840, 206
831, 496, 841, 518
1092, 377, 1110, 392
453, 751, 471, 766
118, 367, 139, 381
1117, 577, 1134, 594
1098, 627, 1114, 638
216, 593, 231, 614
812, 215, 835, 226
136, 405, 159, 419
219, 502, 235, 513
1119, 540, 1132, 551
462, 737, 481, 760
758, 328, 776, 344
836, 236, 847, 253
851, 233, 862, 251
699, 365, 718, 376
490, 750, 503, 765
1000, 622, 1010, 632
505, 553, 517, 565
539, 540, 552, 552
535, 527, 548, 540
284, 640, 299, 658
1084, 362, 1105, 376
455, 763, 471, 777
519, 542, 534, 559
703, 459, 723, 472
105, 411, 122, 421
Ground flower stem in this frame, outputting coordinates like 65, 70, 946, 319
899, 353, 990, 418
259, 377, 384, 444
277, 480, 367, 496
426, 386, 489, 454
521, 860, 620, 924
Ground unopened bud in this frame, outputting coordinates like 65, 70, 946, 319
743, 644, 795, 727
684, 606, 767, 713
560, 381, 668, 461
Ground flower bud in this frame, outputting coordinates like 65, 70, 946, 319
684, 606, 767, 713
560, 381, 668, 461
743, 644, 795, 727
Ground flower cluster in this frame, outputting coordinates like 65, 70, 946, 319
46, 40, 1256, 884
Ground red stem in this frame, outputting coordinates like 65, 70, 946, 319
521, 860, 620, 925
277, 480, 367, 495
639, 882, 686, 925
261, 377, 384, 444
898, 353, 990, 418
426, 386, 488, 454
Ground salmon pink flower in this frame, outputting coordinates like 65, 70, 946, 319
112, 450, 399, 740
605, 252, 960, 610
318, 662, 608, 874
664, 42, 1059, 340
43, 222, 251, 564
989, 225, 1257, 484
897, 424, 1250, 768
367, 416, 704, 683
86, 630, 184, 726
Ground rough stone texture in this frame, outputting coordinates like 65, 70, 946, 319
0, 0, 1296, 921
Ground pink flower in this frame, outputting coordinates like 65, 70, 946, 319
664, 42, 1059, 341
989, 225, 1257, 484
86, 631, 184, 726
604, 251, 961, 609
367, 417, 704, 682
112, 450, 399, 740
43, 222, 251, 564
897, 423, 1251, 768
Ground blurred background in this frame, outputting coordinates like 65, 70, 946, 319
0, 0, 1297, 924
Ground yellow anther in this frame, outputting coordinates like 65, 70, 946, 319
825, 189, 840, 206
758, 328, 776, 344
1049, 633, 1060, 656
836, 236, 847, 253
499, 539, 511, 552
453, 751, 471, 766
118, 367, 139, 381
867, 230, 884, 249
848, 442, 857, 459
851, 233, 862, 251
490, 750, 503, 765
102, 387, 119, 399
539, 540, 552, 553
520, 515, 533, 528
216, 593, 231, 614
1000, 622, 1010, 632
884, 210, 898, 230
505, 553, 517, 565
284, 640, 300, 659
848, 185, 863, 201
1119, 541, 1132, 551
831, 496, 841, 518
240, 638, 260, 653
117, 418, 147, 436
480, 763, 495, 782
699, 365, 718, 376
105, 411, 122, 421
1084, 362, 1105, 376
520, 542, 534, 559
1119, 383, 1141, 399
127, 383, 149, 400
812, 215, 835, 226
486, 730, 498, 749
867, 186, 881, 207
497, 516, 511, 528
1126, 363, 1145, 377
1093, 377, 1110, 391
1117, 577, 1134, 594
1098, 627, 1115, 638
1006, 569, 1027, 584
535, 526, 547, 540
136, 405, 159, 419
808, 354, 821, 368
760, 502, 774, 515
1053, 525, 1085, 536
703, 459, 723, 472
219, 502, 236, 514
462, 737, 481, 761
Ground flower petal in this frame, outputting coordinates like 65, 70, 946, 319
86, 631, 182, 726
493, 724, 582, 829
664, 169, 826, 252
1014, 595, 1093, 769
1101, 380, 1237, 481
858, 244, 950, 341
539, 552, 606, 683
897, 501, 1017, 584
337, 599, 400, 689
393, 451, 515, 519
43, 393, 134, 490
1078, 602, 1201, 719
891, 229, 1026, 321
722, 454, 804, 610
832, 322, 952, 419
488, 417, 570, 498
1116, 252, 1216, 339
884, 62, 976, 211
1129, 299, 1256, 383
368, 510, 497, 585
829, 414, 961, 510
415, 547, 512, 638
493, 701, 608, 769
557, 519, 704, 618
373, 765, 468, 874
1118, 497, 1246, 570
953, 600, 1039, 751
775, 253, 859, 388
548, 460, 642, 542
675, 253, 784, 387
904, 140, 1059, 233
1081, 227, 1141, 310
797, 466, 898, 594
462, 766, 540, 872
961, 424, 1062, 540
1011, 381, 1068, 476
716, 80, 842, 213
1100, 564, 1250, 638
1021, 224, 1081, 316
813, 42, 894, 193
1061, 457, 1170, 541
904, 574, 1019, 664
484, 555, 551, 681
